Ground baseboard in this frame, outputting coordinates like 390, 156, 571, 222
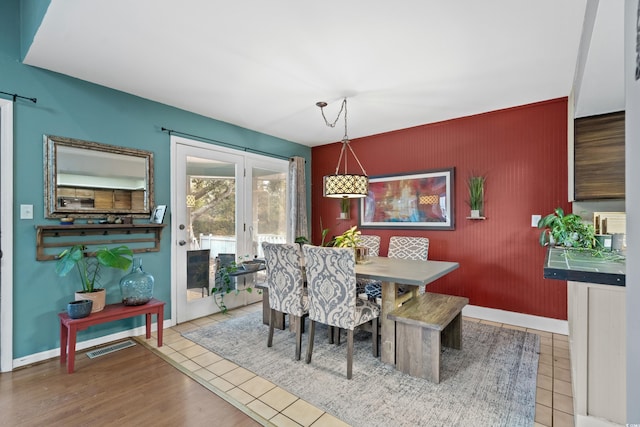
12, 319, 171, 370
574, 413, 624, 427
462, 305, 568, 335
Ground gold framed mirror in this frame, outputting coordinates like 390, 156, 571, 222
44, 135, 154, 218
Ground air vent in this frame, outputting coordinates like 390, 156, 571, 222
86, 340, 136, 359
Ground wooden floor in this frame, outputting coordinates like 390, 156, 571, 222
0, 341, 261, 427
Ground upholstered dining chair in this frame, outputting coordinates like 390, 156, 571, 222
262, 242, 308, 360
364, 236, 430, 300
356, 234, 381, 298
302, 245, 380, 379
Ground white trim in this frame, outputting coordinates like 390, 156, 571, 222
170, 135, 288, 323
0, 99, 14, 372
462, 304, 569, 335
12, 319, 171, 369
573, 413, 624, 427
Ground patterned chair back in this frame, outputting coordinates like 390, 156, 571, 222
262, 242, 306, 317
303, 245, 360, 330
388, 236, 429, 260
358, 235, 381, 257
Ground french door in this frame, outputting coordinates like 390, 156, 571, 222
172, 137, 288, 323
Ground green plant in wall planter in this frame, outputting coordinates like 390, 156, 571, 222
537, 207, 597, 249
339, 197, 350, 220
55, 244, 133, 313
467, 175, 486, 218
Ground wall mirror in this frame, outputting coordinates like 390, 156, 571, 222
44, 135, 154, 218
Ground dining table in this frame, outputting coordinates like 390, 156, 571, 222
355, 256, 460, 365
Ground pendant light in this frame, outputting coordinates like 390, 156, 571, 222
317, 98, 368, 198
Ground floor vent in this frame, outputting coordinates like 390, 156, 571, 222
86, 340, 136, 359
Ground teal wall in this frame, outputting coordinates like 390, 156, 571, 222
2, 0, 311, 359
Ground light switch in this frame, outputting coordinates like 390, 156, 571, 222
20, 204, 33, 219
531, 214, 541, 228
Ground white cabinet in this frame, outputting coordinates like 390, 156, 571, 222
568, 281, 626, 426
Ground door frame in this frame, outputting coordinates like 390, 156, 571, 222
0, 98, 14, 372
172, 137, 246, 322
170, 135, 289, 323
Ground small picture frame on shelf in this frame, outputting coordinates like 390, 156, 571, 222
150, 205, 166, 224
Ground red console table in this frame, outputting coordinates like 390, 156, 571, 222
58, 298, 164, 373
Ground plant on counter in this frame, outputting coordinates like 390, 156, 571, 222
537, 207, 597, 249
211, 258, 260, 314
55, 244, 133, 293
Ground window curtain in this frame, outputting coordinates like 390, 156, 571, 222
286, 156, 308, 243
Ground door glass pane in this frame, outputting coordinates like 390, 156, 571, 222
186, 156, 236, 302
251, 166, 287, 259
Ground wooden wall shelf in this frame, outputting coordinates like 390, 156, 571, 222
36, 223, 166, 261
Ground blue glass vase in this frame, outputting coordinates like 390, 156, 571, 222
119, 257, 154, 305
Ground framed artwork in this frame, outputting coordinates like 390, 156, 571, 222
359, 168, 455, 230
150, 205, 167, 224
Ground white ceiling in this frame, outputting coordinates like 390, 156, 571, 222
23, 0, 624, 147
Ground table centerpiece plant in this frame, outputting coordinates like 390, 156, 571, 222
332, 225, 370, 263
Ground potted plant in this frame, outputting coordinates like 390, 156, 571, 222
210, 260, 257, 314
467, 175, 486, 218
237, 254, 263, 272
332, 225, 370, 262
332, 225, 361, 248
339, 198, 350, 220
55, 244, 133, 312
538, 207, 597, 249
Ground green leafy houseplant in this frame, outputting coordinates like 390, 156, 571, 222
332, 225, 371, 262
467, 175, 486, 215
211, 260, 260, 314
55, 244, 134, 292
537, 207, 597, 249
332, 225, 361, 248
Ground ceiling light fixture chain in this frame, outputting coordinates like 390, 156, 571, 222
316, 97, 369, 199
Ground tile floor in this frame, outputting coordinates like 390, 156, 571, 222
138, 303, 573, 427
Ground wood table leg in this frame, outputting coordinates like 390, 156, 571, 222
59, 321, 68, 365
380, 280, 399, 365
67, 325, 77, 374
156, 307, 163, 346
145, 312, 152, 339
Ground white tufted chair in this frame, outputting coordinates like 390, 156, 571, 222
262, 242, 308, 360
355, 235, 381, 297
302, 245, 380, 379
364, 236, 430, 300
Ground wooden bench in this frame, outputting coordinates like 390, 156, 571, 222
255, 283, 286, 330
387, 292, 468, 383
58, 298, 164, 373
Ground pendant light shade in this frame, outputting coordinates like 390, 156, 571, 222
316, 98, 368, 198
323, 173, 368, 198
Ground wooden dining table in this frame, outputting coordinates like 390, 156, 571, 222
355, 256, 460, 365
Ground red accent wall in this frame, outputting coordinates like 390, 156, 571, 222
311, 98, 570, 320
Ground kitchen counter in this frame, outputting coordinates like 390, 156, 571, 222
543, 247, 625, 286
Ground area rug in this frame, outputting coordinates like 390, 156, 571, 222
183, 312, 539, 427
